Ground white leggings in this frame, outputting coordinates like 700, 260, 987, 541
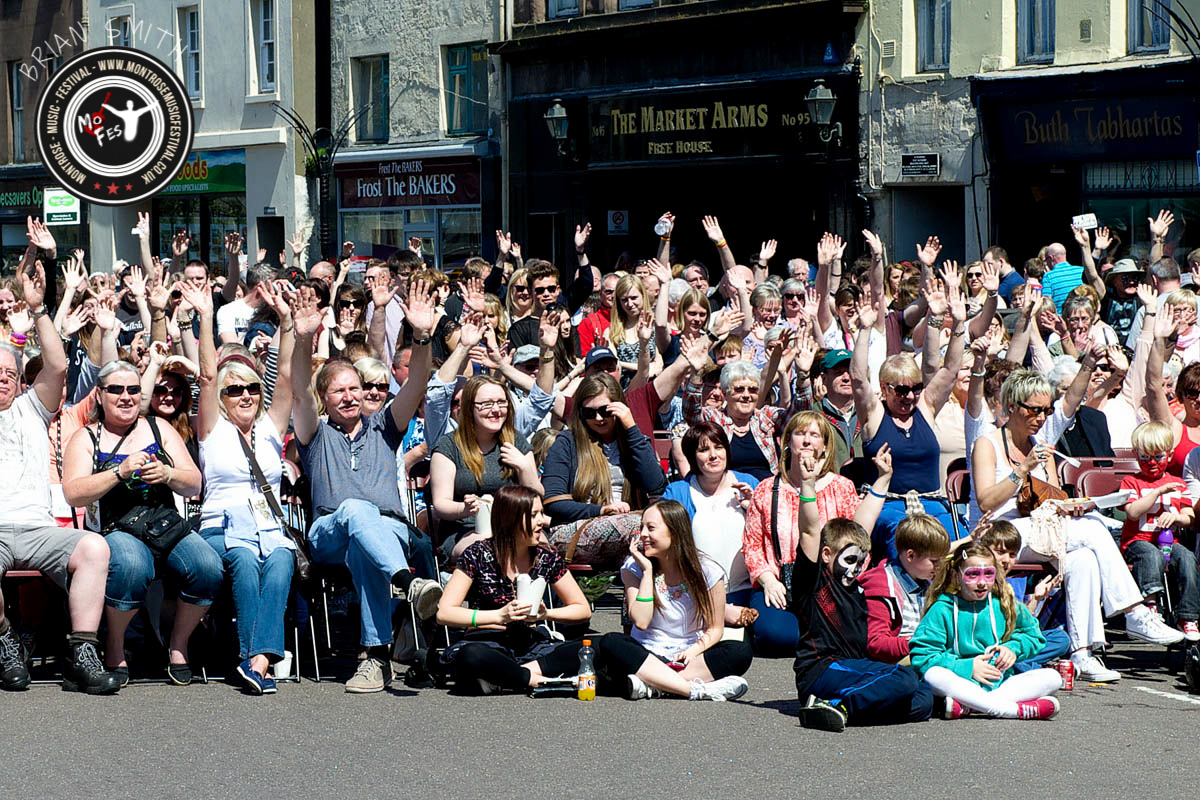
1013, 513, 1144, 650
924, 666, 1062, 718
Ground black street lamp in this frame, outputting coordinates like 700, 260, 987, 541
805, 80, 842, 147
543, 99, 570, 156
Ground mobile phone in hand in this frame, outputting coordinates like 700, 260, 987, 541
667, 661, 685, 672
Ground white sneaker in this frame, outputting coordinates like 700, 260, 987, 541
1126, 607, 1186, 646
1072, 652, 1120, 682
690, 675, 749, 702
626, 674, 663, 700
1182, 620, 1200, 642
407, 578, 443, 621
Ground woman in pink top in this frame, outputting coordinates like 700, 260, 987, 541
741, 410, 892, 655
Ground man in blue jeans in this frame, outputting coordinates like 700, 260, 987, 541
291, 277, 441, 693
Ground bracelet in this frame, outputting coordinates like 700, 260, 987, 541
928, 315, 945, 326
986, 290, 998, 298
279, 324, 294, 334
971, 370, 986, 377
9, 333, 27, 346
715, 239, 727, 248
867, 487, 886, 499
660, 236, 670, 242
471, 609, 477, 627
635, 596, 654, 602
411, 334, 432, 347
1007, 471, 1023, 486
152, 312, 166, 321
799, 494, 817, 502
1146, 311, 1157, 316
31, 307, 46, 319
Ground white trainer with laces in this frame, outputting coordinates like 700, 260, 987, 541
1072, 652, 1120, 682
1181, 620, 1200, 642
1126, 606, 1186, 646
626, 674, 663, 700
693, 675, 749, 702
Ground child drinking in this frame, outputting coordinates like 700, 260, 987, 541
910, 543, 1062, 720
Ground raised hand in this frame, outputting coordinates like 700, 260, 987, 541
637, 309, 654, 344
803, 286, 820, 319
288, 231, 307, 256
93, 293, 118, 331
511, 241, 522, 260
179, 279, 212, 317
408, 237, 423, 256
1093, 226, 1112, 251
871, 442, 893, 481
759, 239, 778, 263
1106, 344, 1130, 373
795, 331, 818, 373
463, 276, 486, 313
496, 230, 512, 256
1022, 283, 1042, 316
256, 247, 268, 264
62, 255, 86, 292
855, 298, 879, 331
922, 277, 948, 318
1149, 209, 1174, 239
8, 302, 32, 336
26, 216, 55, 252
459, 311, 486, 350
370, 272, 397, 309
709, 309, 742, 339
61, 303, 92, 337
656, 212, 674, 237
1135, 281, 1156, 313
980, 258, 1000, 294
701, 215, 725, 244
148, 279, 170, 312
539, 309, 562, 349
680, 334, 710, 371
574, 222, 592, 251
291, 286, 323, 338
945, 269, 967, 324
19, 259, 45, 310
915, 236, 941, 268
124, 265, 147, 297
1071, 224, 1090, 248
398, 279, 436, 339
816, 232, 847, 267
969, 328, 993, 358
862, 229, 883, 257
173, 230, 192, 259
647, 258, 672, 290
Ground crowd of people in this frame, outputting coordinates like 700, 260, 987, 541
0, 207, 1197, 729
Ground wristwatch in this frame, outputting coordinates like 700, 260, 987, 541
412, 334, 432, 347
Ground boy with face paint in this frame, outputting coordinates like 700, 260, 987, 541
1122, 422, 1200, 641
790, 454, 934, 731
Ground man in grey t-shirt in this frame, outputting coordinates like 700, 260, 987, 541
292, 276, 441, 694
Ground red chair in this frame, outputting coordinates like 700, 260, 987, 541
945, 470, 970, 540
1060, 458, 1140, 495
652, 431, 673, 474
1076, 467, 1138, 501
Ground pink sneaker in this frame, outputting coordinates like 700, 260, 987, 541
944, 696, 971, 719
1016, 697, 1060, 720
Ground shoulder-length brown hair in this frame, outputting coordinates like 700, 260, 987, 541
644, 500, 716, 630
490, 485, 549, 576
453, 375, 516, 484
567, 373, 627, 506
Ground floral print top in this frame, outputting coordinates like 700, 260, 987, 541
458, 540, 568, 610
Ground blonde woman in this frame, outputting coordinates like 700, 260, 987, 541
483, 293, 509, 340
186, 279, 298, 694
607, 273, 659, 384
505, 267, 534, 324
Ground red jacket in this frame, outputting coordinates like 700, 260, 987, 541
578, 306, 612, 355
859, 560, 912, 663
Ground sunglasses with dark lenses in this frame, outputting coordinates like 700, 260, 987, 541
966, 271, 983, 279
960, 566, 997, 583
889, 383, 924, 397
1018, 400, 1054, 416
103, 384, 142, 396
533, 285, 559, 295
153, 384, 185, 398
784, 293, 803, 300
579, 406, 614, 421
339, 300, 364, 310
363, 382, 389, 393
221, 383, 263, 398
512, 285, 531, 294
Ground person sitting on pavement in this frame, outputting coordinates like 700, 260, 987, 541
0, 260, 120, 694
289, 279, 442, 694
435, 486, 591, 694
596, 500, 752, 701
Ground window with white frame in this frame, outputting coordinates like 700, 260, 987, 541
109, 15, 133, 47
10, 63, 22, 162
257, 0, 276, 91
1130, 0, 1171, 52
917, 0, 950, 71
353, 55, 389, 143
1018, 0, 1055, 63
548, 0, 580, 19
181, 6, 201, 99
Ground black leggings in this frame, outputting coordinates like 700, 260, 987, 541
452, 638, 584, 694
596, 632, 753, 689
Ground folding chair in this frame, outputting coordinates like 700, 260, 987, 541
1059, 458, 1139, 496
944, 469, 971, 541
652, 431, 673, 476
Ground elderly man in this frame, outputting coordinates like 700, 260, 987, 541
1040, 241, 1083, 311
0, 257, 118, 694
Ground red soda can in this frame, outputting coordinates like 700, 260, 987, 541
1056, 659, 1074, 690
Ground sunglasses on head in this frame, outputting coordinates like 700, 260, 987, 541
103, 384, 141, 397
153, 384, 185, 398
363, 382, 389, 393
888, 383, 924, 397
221, 383, 262, 398
1018, 400, 1053, 417
960, 566, 997, 583
579, 406, 614, 421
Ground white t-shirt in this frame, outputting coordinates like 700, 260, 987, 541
216, 298, 252, 342
823, 323, 885, 383
687, 479, 750, 593
0, 391, 55, 528
622, 555, 723, 658
199, 416, 284, 531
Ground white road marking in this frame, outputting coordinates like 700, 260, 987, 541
1134, 686, 1200, 706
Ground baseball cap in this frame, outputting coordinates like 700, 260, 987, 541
585, 346, 618, 368
821, 349, 852, 370
513, 344, 541, 364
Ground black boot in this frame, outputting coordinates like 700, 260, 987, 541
0, 627, 30, 691
62, 640, 121, 695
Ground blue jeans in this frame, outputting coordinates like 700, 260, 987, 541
808, 658, 934, 725
202, 530, 293, 661
872, 498, 960, 561
748, 589, 800, 657
308, 499, 435, 648
105, 530, 224, 611
1014, 626, 1071, 673
1126, 540, 1200, 621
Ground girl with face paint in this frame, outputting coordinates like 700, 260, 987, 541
1119, 421, 1200, 642
909, 543, 1062, 720
790, 455, 935, 732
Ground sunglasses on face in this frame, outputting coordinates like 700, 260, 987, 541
729, 385, 758, 396
533, 285, 559, 295
888, 383, 924, 397
1018, 400, 1053, 417
339, 300, 364, 310
512, 285, 531, 294
153, 384, 185, 398
960, 566, 997, 583
221, 383, 263, 398
579, 406, 614, 421
601, 288, 616, 296
966, 272, 983, 279
363, 382, 389, 393
103, 384, 141, 397
784, 293, 803, 300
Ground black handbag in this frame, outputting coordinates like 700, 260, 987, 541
235, 428, 313, 584
770, 477, 794, 605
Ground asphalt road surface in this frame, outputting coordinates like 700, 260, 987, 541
2, 605, 1196, 799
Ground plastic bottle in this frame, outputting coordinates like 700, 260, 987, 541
576, 639, 596, 700
654, 218, 672, 236
1158, 529, 1174, 565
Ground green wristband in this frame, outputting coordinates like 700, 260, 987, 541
471, 609, 477, 627
799, 495, 817, 502
635, 596, 654, 602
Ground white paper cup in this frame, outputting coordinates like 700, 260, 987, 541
273, 650, 293, 679
515, 575, 546, 616
475, 494, 494, 537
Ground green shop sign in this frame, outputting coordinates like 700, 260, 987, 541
160, 148, 246, 195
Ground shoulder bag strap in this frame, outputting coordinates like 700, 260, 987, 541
93, 423, 135, 472
770, 476, 784, 567
236, 427, 287, 522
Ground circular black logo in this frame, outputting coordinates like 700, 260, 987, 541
35, 47, 194, 206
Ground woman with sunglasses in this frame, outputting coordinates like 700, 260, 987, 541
972, 368, 1182, 682
542, 373, 666, 526
317, 284, 367, 360
504, 267, 533, 325
1146, 293, 1200, 477
430, 375, 543, 559
186, 280, 299, 694
62, 360, 216, 685
779, 278, 809, 331
854, 271, 965, 556
140, 349, 199, 469
962, 260, 1007, 317
354, 357, 392, 418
